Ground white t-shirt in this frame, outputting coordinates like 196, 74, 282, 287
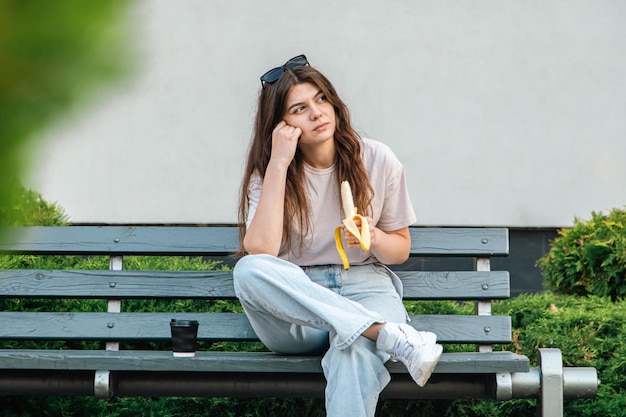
246, 138, 417, 266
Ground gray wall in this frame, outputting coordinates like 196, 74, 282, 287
25, 0, 626, 227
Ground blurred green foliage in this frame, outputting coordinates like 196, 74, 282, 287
537, 207, 626, 301
0, 183, 68, 226
0, 0, 133, 224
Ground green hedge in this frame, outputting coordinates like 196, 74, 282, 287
538, 207, 626, 301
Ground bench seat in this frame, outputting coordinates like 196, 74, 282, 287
0, 350, 529, 374
0, 312, 513, 344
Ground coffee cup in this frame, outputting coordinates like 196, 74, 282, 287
170, 319, 199, 357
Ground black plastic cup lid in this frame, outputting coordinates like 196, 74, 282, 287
170, 319, 199, 327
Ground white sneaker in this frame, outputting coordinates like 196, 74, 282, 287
377, 323, 443, 387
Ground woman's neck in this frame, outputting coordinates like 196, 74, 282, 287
299, 140, 336, 169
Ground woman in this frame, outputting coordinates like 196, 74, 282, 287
233, 54, 442, 417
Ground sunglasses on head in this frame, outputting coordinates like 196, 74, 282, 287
260, 54, 309, 87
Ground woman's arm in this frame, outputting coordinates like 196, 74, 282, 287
243, 162, 287, 256
243, 122, 301, 256
370, 226, 411, 265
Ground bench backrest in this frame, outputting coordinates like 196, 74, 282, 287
0, 226, 509, 351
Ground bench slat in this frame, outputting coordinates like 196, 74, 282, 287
0, 226, 239, 256
0, 270, 510, 300
409, 228, 509, 256
0, 350, 529, 374
0, 312, 511, 344
0, 270, 238, 299
397, 271, 510, 299
0, 226, 509, 256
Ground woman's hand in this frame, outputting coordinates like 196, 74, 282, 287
345, 220, 411, 265
344, 216, 375, 248
269, 121, 301, 169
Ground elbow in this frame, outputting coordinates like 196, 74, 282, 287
386, 252, 410, 265
394, 250, 410, 265
243, 235, 280, 257
371, 248, 410, 265
246, 247, 279, 257
371, 238, 411, 265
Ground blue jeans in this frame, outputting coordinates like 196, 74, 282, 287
233, 254, 408, 417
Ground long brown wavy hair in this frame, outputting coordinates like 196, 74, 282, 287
238, 65, 373, 255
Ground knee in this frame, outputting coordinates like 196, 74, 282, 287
234, 253, 275, 273
233, 253, 265, 275
233, 254, 254, 280
233, 254, 260, 294
232, 254, 281, 295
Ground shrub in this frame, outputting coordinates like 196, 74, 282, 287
537, 207, 626, 301
0, 183, 68, 226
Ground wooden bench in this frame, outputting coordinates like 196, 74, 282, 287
0, 226, 598, 416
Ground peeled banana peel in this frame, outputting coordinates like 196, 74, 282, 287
334, 181, 371, 269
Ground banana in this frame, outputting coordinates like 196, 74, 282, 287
334, 181, 371, 269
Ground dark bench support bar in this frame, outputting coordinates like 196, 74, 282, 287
0, 371, 495, 399
0, 362, 598, 402
0, 371, 95, 396
112, 373, 503, 400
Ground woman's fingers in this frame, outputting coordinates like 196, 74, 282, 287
344, 216, 375, 248
270, 122, 301, 167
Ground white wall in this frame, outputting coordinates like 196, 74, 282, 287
26, 0, 626, 227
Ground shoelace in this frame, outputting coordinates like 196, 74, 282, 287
392, 327, 427, 361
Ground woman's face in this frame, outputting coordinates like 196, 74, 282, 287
282, 82, 336, 147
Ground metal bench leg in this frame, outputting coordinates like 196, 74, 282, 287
537, 348, 563, 417
94, 255, 122, 400
95, 370, 113, 399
